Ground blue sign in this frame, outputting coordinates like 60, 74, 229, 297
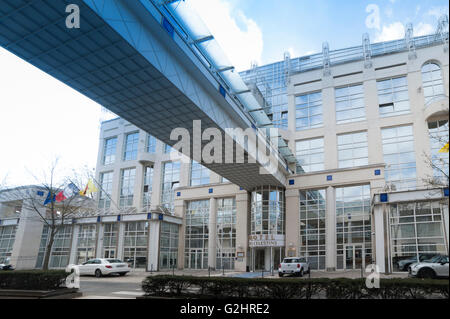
239, 187, 244, 190
117, 215, 121, 222
158, 214, 163, 221
97, 216, 101, 223
147, 213, 152, 220
444, 188, 449, 197
327, 175, 333, 181
36, 191, 44, 196
177, 192, 181, 197
374, 169, 381, 176
380, 193, 388, 202
289, 179, 295, 185
209, 188, 213, 194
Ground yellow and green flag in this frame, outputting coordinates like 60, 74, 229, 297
439, 142, 449, 153
79, 179, 98, 196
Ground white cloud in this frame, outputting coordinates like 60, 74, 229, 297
427, 6, 449, 19
189, 0, 263, 71
375, 22, 405, 42
414, 22, 434, 37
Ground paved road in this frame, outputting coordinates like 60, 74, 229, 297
77, 272, 146, 299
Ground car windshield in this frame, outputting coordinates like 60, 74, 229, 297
106, 259, 123, 263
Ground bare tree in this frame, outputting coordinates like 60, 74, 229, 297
2, 159, 96, 270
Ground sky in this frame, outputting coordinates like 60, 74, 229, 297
0, 0, 448, 186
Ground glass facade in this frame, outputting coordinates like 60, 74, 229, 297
123, 221, 148, 269
428, 119, 449, 182
190, 160, 210, 186
295, 137, 324, 174
337, 131, 369, 168
102, 223, 118, 258
36, 225, 73, 269
216, 198, 236, 270
143, 166, 153, 210
299, 190, 326, 270
336, 185, 372, 270
390, 201, 447, 272
159, 222, 179, 269
335, 84, 365, 124
251, 186, 284, 235
103, 137, 117, 165
123, 132, 139, 161
295, 92, 323, 130
185, 200, 209, 269
382, 125, 417, 190
98, 171, 113, 210
377, 76, 410, 117
119, 168, 136, 208
76, 224, 96, 264
0, 225, 16, 264
147, 134, 156, 153
161, 162, 180, 213
421, 62, 445, 104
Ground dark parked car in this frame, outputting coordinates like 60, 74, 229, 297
397, 254, 436, 271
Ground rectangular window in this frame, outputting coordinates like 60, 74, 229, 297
102, 223, 118, 259
103, 137, 117, 165
0, 225, 17, 264
143, 166, 153, 210
389, 201, 447, 272
295, 137, 324, 174
159, 222, 179, 269
337, 132, 368, 168
381, 125, 416, 190
216, 198, 236, 270
123, 132, 139, 161
299, 190, 326, 270
120, 168, 136, 208
36, 225, 73, 269
147, 135, 156, 153
76, 224, 97, 264
184, 200, 209, 269
428, 120, 449, 182
295, 92, 323, 130
123, 221, 148, 269
377, 77, 410, 117
190, 160, 210, 186
335, 84, 365, 124
336, 185, 372, 270
98, 172, 113, 210
161, 162, 180, 213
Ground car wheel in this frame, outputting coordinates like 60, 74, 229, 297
419, 268, 435, 279
95, 269, 102, 278
299, 269, 304, 277
119, 272, 127, 276
278, 273, 283, 277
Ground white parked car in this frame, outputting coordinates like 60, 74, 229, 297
408, 255, 449, 279
278, 257, 310, 277
68, 258, 131, 278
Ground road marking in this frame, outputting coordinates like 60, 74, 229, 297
112, 291, 144, 296
77, 295, 134, 299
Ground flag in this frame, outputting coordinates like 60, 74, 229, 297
438, 142, 449, 153
43, 192, 56, 205
79, 179, 98, 196
55, 191, 66, 202
55, 183, 80, 203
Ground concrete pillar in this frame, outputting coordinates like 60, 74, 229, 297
116, 222, 125, 260
234, 192, 249, 272
96, 223, 104, 258
134, 163, 145, 210
208, 198, 217, 269
442, 202, 449, 254
148, 220, 160, 271
151, 160, 163, 210
69, 224, 80, 265
373, 204, 387, 273
285, 189, 299, 257
175, 199, 185, 269
325, 186, 336, 271
264, 247, 271, 271
10, 200, 45, 269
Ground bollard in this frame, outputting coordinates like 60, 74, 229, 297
208, 266, 210, 277
222, 264, 225, 276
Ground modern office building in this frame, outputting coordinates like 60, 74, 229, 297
1, 23, 448, 273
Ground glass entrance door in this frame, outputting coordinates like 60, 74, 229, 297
254, 249, 265, 270
189, 249, 204, 269
345, 245, 364, 270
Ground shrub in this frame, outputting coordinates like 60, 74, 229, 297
0, 270, 69, 290
141, 275, 448, 299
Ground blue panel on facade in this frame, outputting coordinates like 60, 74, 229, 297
177, 192, 181, 197
327, 175, 332, 181
219, 85, 226, 98
444, 188, 449, 197
239, 187, 244, 190
162, 17, 174, 37
380, 193, 388, 202
289, 179, 295, 185
36, 191, 44, 196
209, 188, 213, 193
158, 214, 163, 220
117, 215, 121, 221
147, 213, 152, 220
374, 169, 381, 176
97, 216, 101, 223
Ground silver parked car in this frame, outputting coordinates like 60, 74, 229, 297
67, 258, 131, 278
278, 257, 310, 277
408, 255, 449, 279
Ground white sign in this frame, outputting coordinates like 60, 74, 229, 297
248, 234, 285, 247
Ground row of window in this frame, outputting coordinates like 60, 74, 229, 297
296, 120, 448, 191
295, 62, 445, 130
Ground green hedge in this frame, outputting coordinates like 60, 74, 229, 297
0, 270, 69, 291
142, 275, 449, 299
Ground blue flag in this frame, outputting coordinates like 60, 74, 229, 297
43, 192, 56, 205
